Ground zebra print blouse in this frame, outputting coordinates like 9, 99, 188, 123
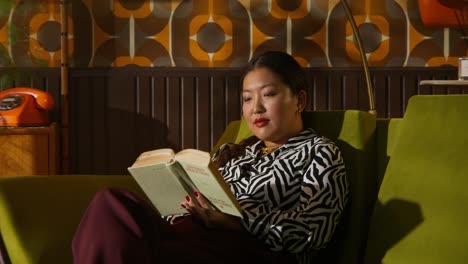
216, 128, 349, 255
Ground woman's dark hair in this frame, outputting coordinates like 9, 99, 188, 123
244, 50, 308, 95
213, 51, 308, 168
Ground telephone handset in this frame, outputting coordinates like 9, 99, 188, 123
0, 87, 55, 127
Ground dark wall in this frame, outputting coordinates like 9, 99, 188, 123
68, 68, 244, 175
68, 67, 462, 175
1, 67, 463, 175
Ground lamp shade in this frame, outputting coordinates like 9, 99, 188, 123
419, 0, 468, 28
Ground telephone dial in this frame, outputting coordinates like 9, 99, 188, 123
0, 87, 55, 127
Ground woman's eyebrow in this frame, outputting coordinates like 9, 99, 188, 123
242, 83, 274, 93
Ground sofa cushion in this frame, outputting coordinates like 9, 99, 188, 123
0, 175, 145, 264
364, 95, 468, 264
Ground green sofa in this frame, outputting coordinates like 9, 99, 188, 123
0, 94, 467, 264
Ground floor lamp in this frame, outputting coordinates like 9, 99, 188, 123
60, 0, 69, 173
340, 0, 377, 115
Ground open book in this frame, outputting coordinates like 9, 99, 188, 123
128, 148, 242, 217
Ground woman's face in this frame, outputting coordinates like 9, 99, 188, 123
242, 67, 305, 146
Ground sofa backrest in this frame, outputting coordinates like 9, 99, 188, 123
364, 95, 468, 264
375, 118, 404, 188
304, 111, 377, 264
214, 110, 377, 264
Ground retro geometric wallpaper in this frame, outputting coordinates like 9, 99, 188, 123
0, 0, 466, 67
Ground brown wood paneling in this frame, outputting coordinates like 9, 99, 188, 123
0, 126, 51, 176
181, 76, 196, 150
166, 76, 182, 150
2, 66, 463, 175
196, 75, 211, 151
370, 67, 462, 117
315, 69, 331, 110
68, 68, 247, 174
67, 66, 464, 175
211, 76, 227, 148
226, 75, 242, 125
388, 71, 404, 118
73, 75, 92, 172
402, 72, 419, 115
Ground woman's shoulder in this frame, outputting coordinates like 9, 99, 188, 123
287, 128, 333, 145
286, 128, 341, 152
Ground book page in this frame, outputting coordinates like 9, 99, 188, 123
176, 148, 210, 163
167, 161, 199, 201
175, 149, 242, 217
128, 159, 188, 216
131, 148, 175, 167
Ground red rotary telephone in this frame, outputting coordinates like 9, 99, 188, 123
0, 87, 55, 127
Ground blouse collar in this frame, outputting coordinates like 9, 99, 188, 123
244, 128, 317, 158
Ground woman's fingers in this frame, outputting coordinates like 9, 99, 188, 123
194, 192, 212, 209
181, 193, 205, 214
181, 192, 217, 226
182, 192, 212, 210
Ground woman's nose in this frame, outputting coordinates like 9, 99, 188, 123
253, 98, 265, 114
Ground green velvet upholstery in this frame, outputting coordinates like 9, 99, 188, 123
0, 175, 145, 264
364, 95, 468, 264
375, 118, 403, 188
305, 111, 376, 264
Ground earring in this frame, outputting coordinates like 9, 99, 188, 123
297, 105, 303, 113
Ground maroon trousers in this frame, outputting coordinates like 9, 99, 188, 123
72, 189, 296, 264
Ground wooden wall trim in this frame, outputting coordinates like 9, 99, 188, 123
1, 66, 462, 174
67, 66, 463, 174
68, 67, 245, 174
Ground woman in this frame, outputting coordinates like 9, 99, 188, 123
72, 51, 349, 264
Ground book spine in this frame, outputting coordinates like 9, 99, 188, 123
168, 162, 198, 200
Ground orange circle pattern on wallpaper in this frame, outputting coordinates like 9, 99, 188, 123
344, 15, 390, 64
0, 22, 9, 54
189, 14, 233, 66
113, 56, 153, 66
0, 0, 466, 67
270, 0, 309, 19
28, 2, 74, 67
113, 0, 152, 19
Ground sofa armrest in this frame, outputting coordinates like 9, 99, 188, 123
365, 95, 468, 264
0, 175, 144, 264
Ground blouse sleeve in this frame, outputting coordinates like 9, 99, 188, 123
239, 141, 349, 253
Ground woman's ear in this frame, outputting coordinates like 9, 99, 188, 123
297, 90, 307, 112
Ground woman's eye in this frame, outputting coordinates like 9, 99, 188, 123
264, 92, 276, 97
242, 97, 251, 102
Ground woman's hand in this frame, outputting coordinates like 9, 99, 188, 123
182, 192, 242, 231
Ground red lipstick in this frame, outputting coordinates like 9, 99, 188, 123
254, 118, 269, 127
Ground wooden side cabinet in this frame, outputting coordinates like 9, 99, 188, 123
0, 123, 58, 176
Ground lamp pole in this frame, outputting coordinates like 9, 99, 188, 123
60, 0, 69, 173
340, 0, 377, 115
